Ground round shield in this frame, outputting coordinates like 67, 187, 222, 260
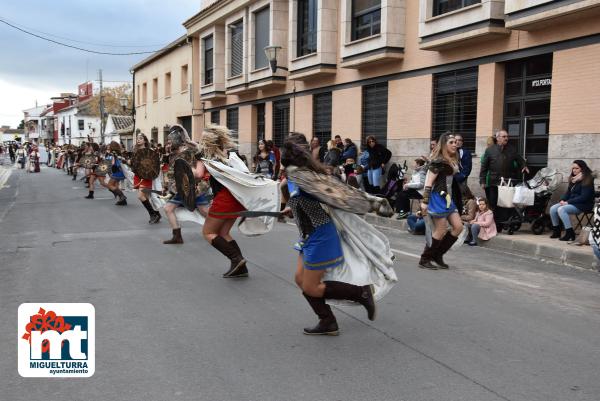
287, 168, 371, 214
131, 148, 161, 180
79, 154, 96, 169
174, 158, 196, 211
95, 159, 112, 176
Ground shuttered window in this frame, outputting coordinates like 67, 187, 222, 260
432, 67, 478, 152
297, 0, 317, 57
204, 36, 214, 85
362, 82, 388, 146
254, 7, 270, 69
256, 103, 265, 142
273, 99, 290, 147
352, 0, 381, 41
227, 108, 239, 140
230, 22, 243, 77
313, 93, 332, 145
211, 110, 220, 125
433, 0, 481, 17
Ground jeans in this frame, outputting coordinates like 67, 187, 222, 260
367, 167, 382, 189
549, 203, 581, 229
469, 223, 481, 244
407, 215, 425, 235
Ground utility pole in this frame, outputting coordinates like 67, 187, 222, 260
99, 69, 105, 144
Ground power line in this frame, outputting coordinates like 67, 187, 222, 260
0, 16, 167, 48
0, 19, 160, 55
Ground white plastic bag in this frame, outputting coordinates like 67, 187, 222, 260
513, 184, 535, 206
497, 177, 515, 208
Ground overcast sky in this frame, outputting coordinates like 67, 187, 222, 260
0, 0, 200, 127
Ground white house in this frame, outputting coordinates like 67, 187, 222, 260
23, 105, 48, 143
104, 115, 134, 149
54, 100, 101, 146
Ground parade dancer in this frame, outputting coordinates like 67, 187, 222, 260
132, 133, 161, 224
280, 133, 389, 336
193, 125, 248, 278
162, 125, 210, 244
83, 143, 99, 198
105, 141, 128, 206
418, 133, 463, 270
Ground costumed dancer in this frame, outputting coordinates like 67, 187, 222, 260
281, 133, 396, 336
418, 132, 464, 270
162, 125, 210, 244
84, 143, 103, 199
105, 141, 128, 205
132, 133, 161, 224
29, 146, 41, 173
194, 125, 248, 278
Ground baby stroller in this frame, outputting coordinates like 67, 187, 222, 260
500, 168, 563, 235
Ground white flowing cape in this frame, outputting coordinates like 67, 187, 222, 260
202, 153, 280, 236
323, 206, 398, 304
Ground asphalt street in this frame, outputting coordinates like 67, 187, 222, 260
1, 165, 600, 401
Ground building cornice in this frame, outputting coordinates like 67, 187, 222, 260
131, 35, 189, 72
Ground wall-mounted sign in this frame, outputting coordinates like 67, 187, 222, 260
531, 79, 551, 87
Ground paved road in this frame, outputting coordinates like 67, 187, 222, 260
1, 166, 600, 401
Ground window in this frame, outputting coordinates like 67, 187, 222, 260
256, 103, 265, 141
254, 8, 270, 69
153, 78, 158, 102
432, 67, 478, 152
273, 99, 290, 147
230, 21, 243, 77
227, 108, 239, 139
362, 82, 388, 145
313, 93, 332, 145
204, 36, 214, 85
211, 110, 220, 125
142, 82, 147, 104
297, 0, 317, 57
181, 65, 188, 92
165, 72, 171, 97
432, 0, 481, 17
136, 85, 140, 105
78, 119, 85, 131
352, 0, 381, 41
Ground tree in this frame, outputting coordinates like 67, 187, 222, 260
17, 120, 24, 129
88, 84, 133, 117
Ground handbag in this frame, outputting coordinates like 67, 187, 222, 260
513, 184, 535, 206
497, 177, 515, 208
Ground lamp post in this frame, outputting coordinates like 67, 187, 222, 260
119, 96, 129, 113
264, 46, 288, 74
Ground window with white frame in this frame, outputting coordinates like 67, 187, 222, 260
297, 0, 317, 57
352, 0, 381, 41
254, 7, 270, 69
230, 21, 244, 77
432, 0, 480, 17
204, 36, 214, 85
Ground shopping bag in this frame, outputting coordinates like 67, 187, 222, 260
497, 177, 515, 208
513, 184, 535, 206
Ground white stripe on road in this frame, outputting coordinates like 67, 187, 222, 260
465, 270, 542, 289
0, 167, 12, 190
391, 248, 420, 259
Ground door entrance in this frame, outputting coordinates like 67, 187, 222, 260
503, 54, 552, 174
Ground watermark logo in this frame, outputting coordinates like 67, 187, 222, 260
18, 303, 95, 377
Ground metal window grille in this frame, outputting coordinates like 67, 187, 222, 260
432, 67, 478, 153
297, 0, 317, 57
256, 103, 265, 142
352, 0, 381, 41
433, 0, 481, 17
272, 99, 290, 148
204, 36, 214, 85
254, 7, 270, 69
230, 22, 243, 77
211, 111, 220, 125
362, 82, 388, 146
226, 108, 239, 140
313, 93, 332, 145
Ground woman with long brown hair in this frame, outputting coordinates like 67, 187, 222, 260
132, 133, 161, 223
419, 133, 464, 270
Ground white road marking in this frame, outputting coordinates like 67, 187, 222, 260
391, 248, 420, 259
465, 270, 542, 289
0, 167, 12, 189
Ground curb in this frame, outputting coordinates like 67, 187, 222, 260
364, 213, 598, 271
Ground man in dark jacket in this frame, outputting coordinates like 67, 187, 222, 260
480, 129, 529, 213
365, 135, 392, 194
454, 134, 472, 185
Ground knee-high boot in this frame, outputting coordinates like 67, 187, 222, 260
163, 228, 183, 244
210, 236, 247, 278
419, 238, 441, 270
323, 281, 376, 321
433, 232, 458, 269
302, 293, 338, 335
114, 189, 127, 206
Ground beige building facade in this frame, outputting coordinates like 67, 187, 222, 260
177, 0, 600, 181
132, 36, 198, 145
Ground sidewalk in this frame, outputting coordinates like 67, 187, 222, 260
364, 213, 598, 271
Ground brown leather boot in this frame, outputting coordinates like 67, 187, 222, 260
163, 228, 183, 244
302, 293, 339, 335
211, 236, 247, 278
324, 281, 376, 321
433, 233, 458, 269
418, 238, 439, 270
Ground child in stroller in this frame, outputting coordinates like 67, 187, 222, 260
498, 168, 563, 235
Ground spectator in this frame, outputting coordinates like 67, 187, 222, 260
407, 212, 426, 235
358, 146, 370, 191
590, 204, 599, 270
395, 158, 426, 218
253, 140, 276, 179
334, 134, 344, 150
466, 198, 497, 246
365, 135, 391, 194
323, 140, 342, 167
310, 137, 325, 163
9, 144, 15, 163
265, 140, 281, 179
460, 185, 477, 224
341, 138, 357, 163
479, 129, 529, 222
549, 160, 596, 241
454, 134, 472, 186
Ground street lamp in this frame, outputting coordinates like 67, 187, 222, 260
119, 96, 129, 113
264, 45, 288, 74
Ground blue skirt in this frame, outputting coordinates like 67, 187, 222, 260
168, 193, 209, 206
294, 221, 344, 270
428, 191, 457, 218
